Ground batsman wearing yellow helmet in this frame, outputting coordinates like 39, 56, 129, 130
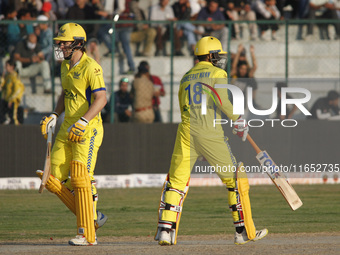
155, 36, 268, 245
38, 23, 107, 246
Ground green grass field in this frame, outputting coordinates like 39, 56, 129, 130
0, 184, 339, 241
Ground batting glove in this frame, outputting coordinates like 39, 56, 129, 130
40, 112, 58, 139
232, 117, 249, 142
68, 117, 89, 143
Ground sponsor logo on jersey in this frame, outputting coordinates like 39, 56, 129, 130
73, 72, 80, 79
94, 68, 101, 74
183, 105, 189, 112
64, 89, 77, 100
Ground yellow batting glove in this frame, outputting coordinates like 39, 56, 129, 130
40, 112, 58, 139
68, 117, 89, 143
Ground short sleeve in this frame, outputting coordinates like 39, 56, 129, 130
88, 62, 106, 92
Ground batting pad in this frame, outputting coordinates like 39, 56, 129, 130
155, 175, 190, 245
36, 170, 76, 214
70, 161, 95, 244
237, 164, 256, 240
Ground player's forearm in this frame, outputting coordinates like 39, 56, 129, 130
82, 91, 107, 122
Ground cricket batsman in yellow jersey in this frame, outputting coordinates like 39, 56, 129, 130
155, 36, 268, 245
38, 23, 108, 246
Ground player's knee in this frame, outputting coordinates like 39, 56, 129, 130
70, 161, 90, 189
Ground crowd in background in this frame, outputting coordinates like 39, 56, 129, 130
0, 0, 339, 124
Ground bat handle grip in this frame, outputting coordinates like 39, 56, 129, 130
247, 134, 262, 154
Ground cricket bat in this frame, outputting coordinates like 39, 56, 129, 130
247, 134, 303, 211
39, 128, 52, 193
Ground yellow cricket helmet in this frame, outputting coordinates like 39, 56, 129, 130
54, 23, 87, 42
194, 36, 227, 56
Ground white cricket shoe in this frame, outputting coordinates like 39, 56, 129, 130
234, 228, 268, 245
68, 235, 97, 246
158, 230, 171, 246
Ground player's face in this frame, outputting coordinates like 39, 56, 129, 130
59, 41, 73, 58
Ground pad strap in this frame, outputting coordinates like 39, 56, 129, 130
160, 201, 182, 213
166, 187, 185, 197
158, 220, 174, 229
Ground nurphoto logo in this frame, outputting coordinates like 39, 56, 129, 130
187, 82, 312, 127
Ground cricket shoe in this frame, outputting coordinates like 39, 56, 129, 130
95, 211, 108, 230
69, 234, 97, 246
234, 228, 268, 245
158, 229, 171, 246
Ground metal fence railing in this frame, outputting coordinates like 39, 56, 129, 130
0, 19, 339, 124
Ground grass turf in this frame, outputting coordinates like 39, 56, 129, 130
0, 184, 339, 241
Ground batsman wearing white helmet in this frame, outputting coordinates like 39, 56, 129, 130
155, 36, 268, 245
38, 23, 107, 246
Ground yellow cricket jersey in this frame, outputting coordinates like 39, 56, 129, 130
179, 61, 239, 137
1, 72, 24, 103
61, 52, 106, 126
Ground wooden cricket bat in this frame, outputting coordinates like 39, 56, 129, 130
39, 128, 52, 193
247, 134, 303, 211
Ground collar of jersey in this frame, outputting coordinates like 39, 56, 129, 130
68, 52, 87, 69
197, 61, 213, 66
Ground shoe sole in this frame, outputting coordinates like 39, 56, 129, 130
252, 229, 268, 242
234, 239, 251, 245
69, 241, 97, 246
158, 240, 171, 246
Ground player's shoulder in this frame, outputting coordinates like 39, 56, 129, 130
210, 66, 228, 79
83, 55, 103, 75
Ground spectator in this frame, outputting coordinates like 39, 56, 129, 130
0, 59, 25, 125
130, 63, 155, 123
34, 14, 53, 62
89, 0, 112, 56
196, 0, 228, 48
308, 90, 340, 120
0, 6, 17, 74
149, 0, 177, 56
189, 0, 204, 18
130, 0, 157, 57
254, 0, 281, 41
40, 1, 58, 31
115, 77, 133, 122
305, 0, 340, 40
115, 0, 136, 74
87, 38, 101, 64
13, 33, 52, 94
102, 77, 132, 122
138, 61, 166, 122
54, 0, 75, 19
66, 0, 96, 38
239, 3, 258, 40
230, 44, 258, 105
7, 8, 34, 54
172, 0, 200, 55
220, 0, 241, 40
274, 82, 298, 120
295, 0, 310, 40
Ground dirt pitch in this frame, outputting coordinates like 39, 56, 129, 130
0, 232, 339, 255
